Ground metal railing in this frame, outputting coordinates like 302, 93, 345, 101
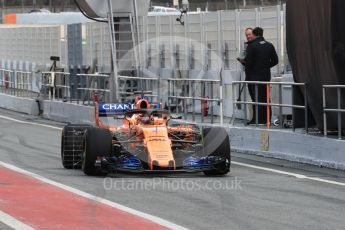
41, 72, 70, 101
3, 67, 345, 144
167, 78, 224, 125
73, 74, 160, 105
118, 75, 160, 102
75, 73, 110, 105
323, 85, 345, 140
0, 69, 36, 97
0, 69, 15, 95
39, 72, 161, 105
232, 81, 308, 132
14, 71, 34, 97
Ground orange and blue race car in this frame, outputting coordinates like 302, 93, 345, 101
61, 98, 231, 176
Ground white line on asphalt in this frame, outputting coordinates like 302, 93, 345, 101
0, 210, 35, 230
232, 161, 345, 186
0, 115, 62, 130
0, 161, 188, 230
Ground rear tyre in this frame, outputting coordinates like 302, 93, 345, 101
82, 127, 112, 176
61, 124, 91, 169
202, 127, 231, 176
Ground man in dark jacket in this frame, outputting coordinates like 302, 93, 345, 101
241, 27, 279, 124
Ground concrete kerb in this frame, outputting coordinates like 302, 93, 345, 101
42, 100, 94, 125
229, 126, 345, 170
0, 93, 39, 115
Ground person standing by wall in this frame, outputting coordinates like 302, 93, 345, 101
240, 27, 279, 125
236, 28, 254, 110
238, 27, 255, 72
244, 27, 254, 43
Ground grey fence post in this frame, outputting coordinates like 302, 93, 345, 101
244, 83, 247, 125
279, 84, 283, 128
337, 88, 342, 140
255, 84, 259, 126
323, 86, 327, 136
304, 85, 308, 133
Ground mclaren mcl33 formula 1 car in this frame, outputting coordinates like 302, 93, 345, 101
61, 98, 231, 176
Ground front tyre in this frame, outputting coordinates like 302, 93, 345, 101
61, 124, 91, 169
82, 127, 112, 176
202, 127, 231, 176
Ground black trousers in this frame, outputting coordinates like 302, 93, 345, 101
247, 83, 271, 124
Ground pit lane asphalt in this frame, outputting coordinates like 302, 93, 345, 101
0, 108, 345, 230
